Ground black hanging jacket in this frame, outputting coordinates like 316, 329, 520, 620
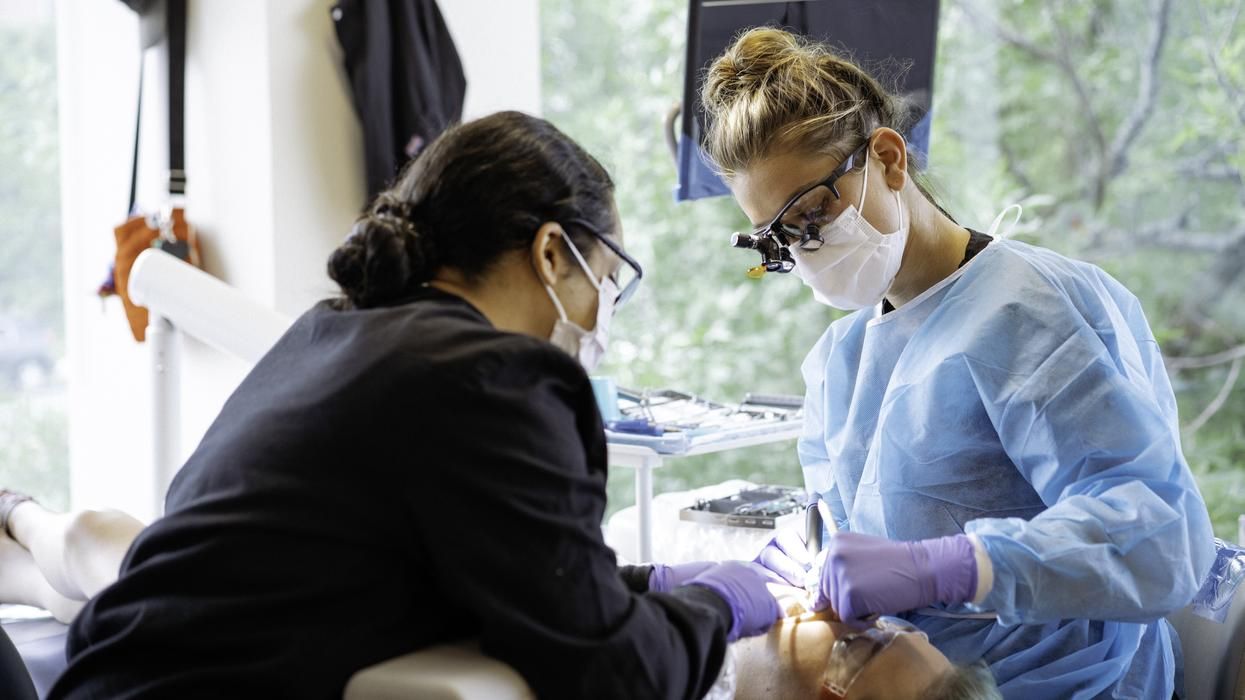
332, 0, 467, 200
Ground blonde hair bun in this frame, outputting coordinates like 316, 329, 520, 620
700, 27, 909, 179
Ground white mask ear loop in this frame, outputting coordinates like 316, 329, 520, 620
986, 204, 1023, 240
559, 233, 605, 293
540, 232, 605, 320
542, 276, 571, 322
893, 183, 904, 231
857, 150, 870, 211
856, 149, 906, 232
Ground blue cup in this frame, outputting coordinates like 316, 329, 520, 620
589, 376, 620, 422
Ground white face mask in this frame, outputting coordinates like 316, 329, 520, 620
542, 237, 616, 373
790, 154, 910, 310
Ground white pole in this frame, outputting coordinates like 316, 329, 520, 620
635, 460, 657, 562
147, 313, 180, 516
129, 250, 292, 364
130, 249, 293, 516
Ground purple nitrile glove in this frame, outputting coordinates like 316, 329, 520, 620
814, 532, 978, 623
752, 527, 813, 587
687, 561, 782, 642
648, 561, 719, 593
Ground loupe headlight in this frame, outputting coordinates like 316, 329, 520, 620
730, 231, 795, 278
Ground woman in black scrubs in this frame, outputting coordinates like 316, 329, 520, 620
48, 111, 779, 699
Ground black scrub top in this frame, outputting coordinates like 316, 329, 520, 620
50, 288, 731, 700
881, 229, 992, 315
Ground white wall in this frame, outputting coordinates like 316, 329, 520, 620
441, 0, 542, 119
265, 0, 365, 314
57, 0, 541, 520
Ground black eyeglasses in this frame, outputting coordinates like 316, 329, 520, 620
565, 218, 644, 306
754, 139, 871, 251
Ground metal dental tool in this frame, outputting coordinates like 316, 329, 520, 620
805, 500, 824, 557
805, 498, 838, 556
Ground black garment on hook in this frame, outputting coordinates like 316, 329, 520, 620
332, 0, 467, 201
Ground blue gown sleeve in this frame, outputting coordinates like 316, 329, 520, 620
962, 271, 1216, 626
799, 339, 849, 532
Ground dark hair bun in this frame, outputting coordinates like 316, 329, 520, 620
327, 212, 431, 309
327, 112, 616, 310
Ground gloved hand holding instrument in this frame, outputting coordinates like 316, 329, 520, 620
752, 527, 814, 587
752, 497, 980, 623
813, 531, 980, 624
752, 497, 833, 588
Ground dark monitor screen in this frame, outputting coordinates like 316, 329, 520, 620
676, 0, 941, 201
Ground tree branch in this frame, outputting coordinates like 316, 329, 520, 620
1181, 356, 1242, 436
1044, 8, 1111, 207
997, 136, 1035, 194
1168, 343, 1245, 371
1175, 146, 1244, 184
1107, 0, 1173, 178
959, 0, 1111, 178
1221, 0, 1244, 54
958, 0, 1061, 64
1205, 229, 1245, 299
1083, 224, 1244, 256
1197, 164, 1243, 183
1193, 0, 1245, 128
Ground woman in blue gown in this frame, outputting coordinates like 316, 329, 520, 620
703, 27, 1215, 699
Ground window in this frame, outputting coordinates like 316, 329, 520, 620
543, 0, 1245, 538
543, 0, 834, 517
0, 0, 68, 511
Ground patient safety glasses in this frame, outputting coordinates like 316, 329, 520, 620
564, 218, 643, 306
730, 140, 870, 277
819, 616, 926, 700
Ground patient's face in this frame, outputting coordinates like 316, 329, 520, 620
732, 588, 952, 700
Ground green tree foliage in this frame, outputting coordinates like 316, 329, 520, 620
0, 21, 62, 326
0, 398, 69, 511
543, 0, 1245, 537
543, 0, 837, 514
942, 0, 1245, 539
0, 15, 69, 509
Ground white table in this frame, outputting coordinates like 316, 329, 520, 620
606, 426, 803, 562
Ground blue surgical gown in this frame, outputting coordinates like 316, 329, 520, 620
799, 239, 1215, 699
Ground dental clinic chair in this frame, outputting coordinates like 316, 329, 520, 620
343, 643, 532, 700
0, 624, 38, 700
1168, 577, 1245, 700
2, 615, 65, 698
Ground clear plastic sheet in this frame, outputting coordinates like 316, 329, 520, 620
1191, 538, 1245, 623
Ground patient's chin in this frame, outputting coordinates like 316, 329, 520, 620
731, 610, 840, 699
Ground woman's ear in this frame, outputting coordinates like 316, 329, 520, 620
530, 222, 568, 287
870, 127, 909, 192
